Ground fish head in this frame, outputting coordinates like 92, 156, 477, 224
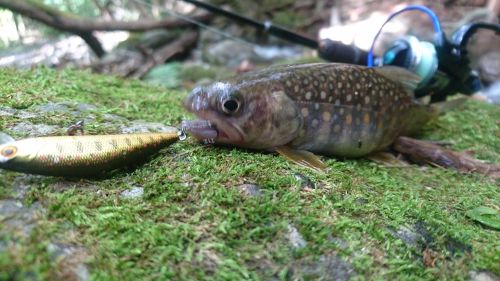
183, 80, 302, 149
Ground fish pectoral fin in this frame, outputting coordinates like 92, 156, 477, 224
275, 146, 327, 172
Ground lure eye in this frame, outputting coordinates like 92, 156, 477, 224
222, 99, 240, 114
0, 146, 17, 158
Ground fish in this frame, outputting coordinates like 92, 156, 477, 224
0, 130, 181, 177
182, 63, 443, 171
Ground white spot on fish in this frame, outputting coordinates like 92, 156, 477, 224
346, 94, 352, 102
301, 107, 309, 117
312, 119, 319, 128
322, 111, 331, 121
320, 91, 326, 100
305, 92, 312, 100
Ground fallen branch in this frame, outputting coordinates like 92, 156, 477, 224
0, 0, 211, 57
131, 31, 199, 79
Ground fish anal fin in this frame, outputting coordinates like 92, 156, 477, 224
275, 146, 327, 172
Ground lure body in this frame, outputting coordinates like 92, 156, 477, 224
0, 131, 179, 177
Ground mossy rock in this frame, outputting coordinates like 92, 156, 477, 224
0, 67, 499, 280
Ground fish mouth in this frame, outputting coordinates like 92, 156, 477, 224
181, 115, 245, 144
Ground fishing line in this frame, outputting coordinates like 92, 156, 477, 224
367, 5, 442, 67
130, 0, 258, 47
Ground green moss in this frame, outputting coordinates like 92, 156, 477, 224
0, 67, 499, 280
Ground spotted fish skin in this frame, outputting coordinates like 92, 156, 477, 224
184, 63, 431, 157
0, 132, 179, 177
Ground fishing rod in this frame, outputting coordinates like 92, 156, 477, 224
180, 0, 318, 49
182, 1, 499, 101
179, 0, 369, 65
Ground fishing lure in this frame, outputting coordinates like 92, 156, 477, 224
0, 128, 184, 177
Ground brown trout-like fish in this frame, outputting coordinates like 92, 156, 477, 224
182, 63, 438, 171
0, 131, 180, 177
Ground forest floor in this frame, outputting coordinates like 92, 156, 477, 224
0, 67, 498, 280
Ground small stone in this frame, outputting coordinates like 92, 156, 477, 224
478, 52, 500, 84
468, 270, 499, 281
237, 184, 262, 197
120, 120, 176, 134
287, 224, 307, 249
102, 113, 128, 123
0, 106, 16, 117
33, 102, 72, 114
8, 122, 59, 137
120, 187, 144, 199
294, 173, 316, 189
15, 111, 38, 119
0, 200, 45, 237
47, 242, 90, 281
291, 254, 355, 281
74, 103, 97, 112
391, 225, 423, 248
0, 132, 15, 144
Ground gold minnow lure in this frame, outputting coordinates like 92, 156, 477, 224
0, 129, 183, 177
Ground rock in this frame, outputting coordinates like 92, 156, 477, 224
0, 132, 15, 144
74, 103, 97, 112
294, 173, 316, 189
33, 102, 72, 114
102, 113, 128, 123
253, 45, 302, 61
329, 236, 349, 250
15, 110, 38, 119
119, 120, 176, 134
0, 200, 45, 237
479, 81, 500, 105
204, 40, 255, 68
469, 270, 500, 281
47, 242, 90, 281
287, 224, 307, 249
478, 52, 500, 84
204, 40, 303, 68
236, 183, 262, 197
390, 221, 434, 249
0, 106, 16, 117
8, 122, 59, 137
120, 187, 144, 199
391, 225, 424, 248
291, 254, 355, 281
11, 174, 44, 199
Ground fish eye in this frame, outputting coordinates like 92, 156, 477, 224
0, 146, 17, 158
222, 99, 240, 114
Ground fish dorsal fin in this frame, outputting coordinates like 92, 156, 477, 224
373, 66, 420, 93
275, 146, 327, 172
0, 132, 15, 145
